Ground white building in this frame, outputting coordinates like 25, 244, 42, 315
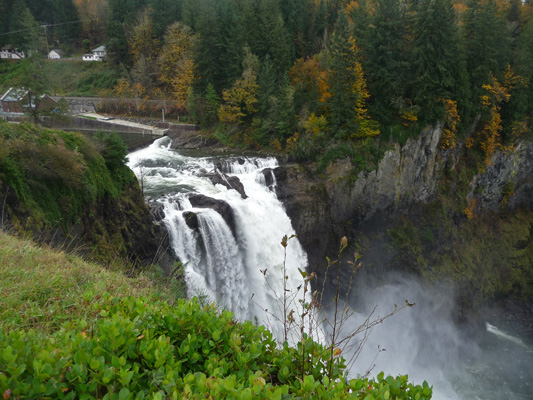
48, 49, 63, 59
0, 46, 25, 60
83, 45, 106, 62
92, 46, 106, 58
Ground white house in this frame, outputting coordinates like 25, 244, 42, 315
48, 49, 63, 59
92, 46, 106, 58
0, 46, 25, 60
83, 45, 106, 62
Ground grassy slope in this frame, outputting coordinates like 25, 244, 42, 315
0, 59, 119, 97
0, 231, 431, 400
0, 231, 171, 334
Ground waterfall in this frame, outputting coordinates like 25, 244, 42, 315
128, 138, 533, 400
128, 137, 308, 337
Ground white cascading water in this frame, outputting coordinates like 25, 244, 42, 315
128, 137, 533, 400
128, 137, 308, 339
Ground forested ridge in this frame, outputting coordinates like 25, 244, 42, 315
2, 0, 533, 165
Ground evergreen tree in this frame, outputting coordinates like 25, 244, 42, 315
51, 0, 80, 46
327, 9, 378, 139
205, 83, 220, 126
13, 55, 50, 123
9, 0, 43, 54
411, 0, 469, 124
281, 0, 311, 58
0, 0, 13, 47
258, 55, 278, 118
148, 0, 183, 38
195, 0, 242, 93
362, 0, 410, 126
464, 0, 511, 108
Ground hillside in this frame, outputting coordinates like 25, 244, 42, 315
0, 121, 171, 268
0, 59, 118, 97
0, 232, 431, 399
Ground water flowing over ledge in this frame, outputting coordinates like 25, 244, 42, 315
128, 137, 308, 339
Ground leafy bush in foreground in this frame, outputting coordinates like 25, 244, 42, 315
0, 295, 432, 399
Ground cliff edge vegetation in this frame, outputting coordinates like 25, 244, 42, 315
0, 232, 431, 400
0, 120, 170, 267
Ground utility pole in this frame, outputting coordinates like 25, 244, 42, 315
42, 24, 50, 57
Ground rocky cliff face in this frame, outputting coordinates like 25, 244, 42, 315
469, 141, 533, 212
275, 124, 533, 277
2, 179, 174, 269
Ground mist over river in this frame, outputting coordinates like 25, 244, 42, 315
128, 137, 533, 400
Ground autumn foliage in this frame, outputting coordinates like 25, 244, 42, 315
440, 99, 460, 150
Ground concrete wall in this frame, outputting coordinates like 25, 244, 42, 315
42, 116, 163, 135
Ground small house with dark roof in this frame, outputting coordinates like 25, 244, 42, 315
1, 87, 57, 115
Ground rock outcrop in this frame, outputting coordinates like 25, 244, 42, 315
276, 123, 533, 272
188, 194, 236, 236
469, 142, 533, 212
201, 168, 248, 199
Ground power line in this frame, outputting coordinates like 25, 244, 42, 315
0, 19, 88, 36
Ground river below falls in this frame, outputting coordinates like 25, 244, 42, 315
128, 137, 533, 400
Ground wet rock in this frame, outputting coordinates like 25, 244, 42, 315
183, 211, 199, 230
202, 170, 248, 199
188, 194, 236, 235
262, 168, 275, 189
169, 131, 219, 149
147, 197, 165, 222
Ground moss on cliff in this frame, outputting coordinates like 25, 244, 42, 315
384, 208, 533, 309
0, 121, 167, 267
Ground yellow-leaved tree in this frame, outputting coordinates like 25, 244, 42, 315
218, 49, 259, 125
478, 66, 524, 165
440, 99, 460, 150
129, 8, 159, 64
158, 22, 197, 109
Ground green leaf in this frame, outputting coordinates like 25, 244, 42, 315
303, 375, 315, 391
239, 388, 252, 400
298, 268, 308, 278
89, 358, 100, 370
119, 388, 131, 400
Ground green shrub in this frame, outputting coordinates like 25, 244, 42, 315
0, 295, 432, 399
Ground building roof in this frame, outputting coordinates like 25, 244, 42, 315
1, 87, 28, 102
49, 49, 63, 56
92, 46, 106, 52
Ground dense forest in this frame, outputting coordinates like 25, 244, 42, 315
1, 0, 533, 166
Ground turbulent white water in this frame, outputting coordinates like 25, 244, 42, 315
128, 137, 308, 338
338, 277, 533, 400
128, 137, 532, 400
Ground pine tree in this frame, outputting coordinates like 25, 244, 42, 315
327, 10, 378, 139
464, 0, 511, 108
51, 0, 80, 46
205, 83, 220, 126
411, 0, 469, 124
0, 0, 13, 47
362, 0, 410, 126
9, 1, 43, 54
281, 0, 311, 58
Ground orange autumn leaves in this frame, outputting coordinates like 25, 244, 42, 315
478, 66, 526, 165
